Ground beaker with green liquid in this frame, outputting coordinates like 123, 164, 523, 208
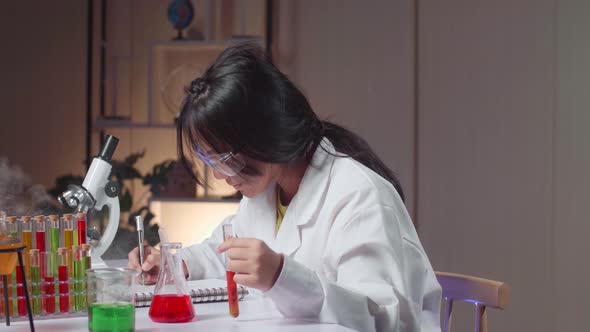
87, 268, 136, 332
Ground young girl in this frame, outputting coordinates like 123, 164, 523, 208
129, 42, 441, 332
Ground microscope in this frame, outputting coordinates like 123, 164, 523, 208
58, 135, 121, 267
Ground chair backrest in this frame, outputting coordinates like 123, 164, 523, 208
435, 271, 510, 332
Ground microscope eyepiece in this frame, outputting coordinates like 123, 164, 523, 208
98, 135, 119, 161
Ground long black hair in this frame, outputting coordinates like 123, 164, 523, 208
177, 42, 405, 201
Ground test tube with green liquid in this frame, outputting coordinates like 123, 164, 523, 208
6, 216, 17, 238
72, 245, 81, 311
72, 213, 79, 247
48, 215, 60, 252
79, 246, 91, 311
30, 249, 41, 315
46, 215, 60, 312
48, 215, 59, 274
81, 244, 92, 267
80, 244, 92, 312
62, 215, 74, 309
20, 215, 33, 313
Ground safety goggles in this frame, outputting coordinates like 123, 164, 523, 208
194, 146, 245, 177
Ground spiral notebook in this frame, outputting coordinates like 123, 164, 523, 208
133, 279, 249, 308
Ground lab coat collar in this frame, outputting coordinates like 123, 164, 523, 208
245, 138, 336, 256
285, 138, 335, 227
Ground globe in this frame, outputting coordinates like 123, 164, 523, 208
167, 0, 194, 39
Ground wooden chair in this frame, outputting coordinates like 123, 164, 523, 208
435, 271, 510, 332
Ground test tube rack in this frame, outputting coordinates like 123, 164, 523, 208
0, 213, 92, 322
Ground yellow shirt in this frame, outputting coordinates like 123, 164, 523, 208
276, 190, 288, 235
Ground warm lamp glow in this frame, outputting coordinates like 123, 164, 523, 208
150, 199, 240, 247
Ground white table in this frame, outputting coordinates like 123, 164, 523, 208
6, 292, 355, 332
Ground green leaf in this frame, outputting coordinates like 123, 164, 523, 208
120, 189, 133, 212
124, 150, 146, 166
143, 159, 176, 196
110, 162, 143, 181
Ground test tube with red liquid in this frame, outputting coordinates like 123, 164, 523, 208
34, 215, 46, 252
222, 224, 239, 318
15, 261, 26, 316
77, 213, 86, 245
58, 247, 70, 313
41, 251, 56, 314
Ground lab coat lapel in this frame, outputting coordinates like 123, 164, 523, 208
244, 185, 277, 248
274, 138, 335, 256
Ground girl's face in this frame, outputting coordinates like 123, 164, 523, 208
195, 140, 283, 198
212, 155, 282, 198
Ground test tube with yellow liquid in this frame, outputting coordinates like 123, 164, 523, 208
63, 214, 74, 250
20, 216, 32, 280
21, 216, 32, 252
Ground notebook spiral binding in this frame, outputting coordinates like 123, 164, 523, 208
134, 285, 248, 308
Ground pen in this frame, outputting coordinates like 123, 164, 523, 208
135, 215, 145, 285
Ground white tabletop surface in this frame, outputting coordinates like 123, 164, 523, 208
5, 286, 356, 332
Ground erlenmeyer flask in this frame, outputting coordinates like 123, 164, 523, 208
148, 242, 195, 323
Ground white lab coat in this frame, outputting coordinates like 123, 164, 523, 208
179, 138, 442, 332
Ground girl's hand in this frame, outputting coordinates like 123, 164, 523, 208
127, 246, 160, 285
217, 238, 284, 291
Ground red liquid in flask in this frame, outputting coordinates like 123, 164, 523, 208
149, 294, 194, 323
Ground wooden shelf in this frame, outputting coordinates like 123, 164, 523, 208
93, 118, 175, 129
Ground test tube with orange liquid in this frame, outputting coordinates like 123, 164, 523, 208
222, 224, 239, 318
0, 215, 19, 317
21, 216, 32, 255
